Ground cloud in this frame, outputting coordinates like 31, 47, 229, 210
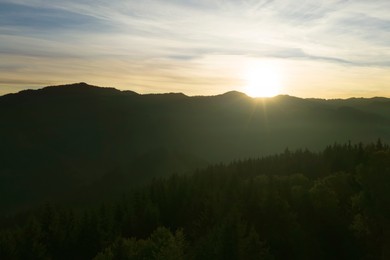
0, 0, 389, 97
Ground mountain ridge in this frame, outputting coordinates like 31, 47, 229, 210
1, 82, 390, 215
3, 82, 389, 100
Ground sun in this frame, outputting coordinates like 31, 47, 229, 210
243, 62, 283, 98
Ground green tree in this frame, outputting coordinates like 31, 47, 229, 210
94, 227, 185, 260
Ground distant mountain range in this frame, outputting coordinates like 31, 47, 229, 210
1, 82, 390, 215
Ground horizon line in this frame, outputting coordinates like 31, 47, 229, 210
1, 82, 389, 100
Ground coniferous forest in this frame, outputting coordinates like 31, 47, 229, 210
1, 141, 390, 259
1, 84, 390, 259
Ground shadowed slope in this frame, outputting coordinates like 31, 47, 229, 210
0, 83, 389, 214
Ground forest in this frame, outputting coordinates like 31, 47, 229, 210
1, 141, 390, 259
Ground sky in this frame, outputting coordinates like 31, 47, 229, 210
0, 0, 389, 98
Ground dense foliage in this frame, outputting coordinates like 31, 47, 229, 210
1, 141, 390, 259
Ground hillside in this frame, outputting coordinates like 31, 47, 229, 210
1, 142, 390, 259
1, 83, 390, 214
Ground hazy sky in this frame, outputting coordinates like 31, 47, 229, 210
1, 0, 389, 97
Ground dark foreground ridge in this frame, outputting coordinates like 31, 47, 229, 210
1, 83, 390, 215
1, 142, 390, 259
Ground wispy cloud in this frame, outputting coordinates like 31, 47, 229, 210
0, 0, 389, 97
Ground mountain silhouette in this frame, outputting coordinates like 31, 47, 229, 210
1, 83, 390, 214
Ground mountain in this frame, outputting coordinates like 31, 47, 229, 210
1, 82, 390, 214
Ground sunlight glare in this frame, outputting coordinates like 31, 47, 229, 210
243, 62, 283, 97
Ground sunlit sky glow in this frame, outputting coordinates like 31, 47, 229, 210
0, 0, 389, 97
